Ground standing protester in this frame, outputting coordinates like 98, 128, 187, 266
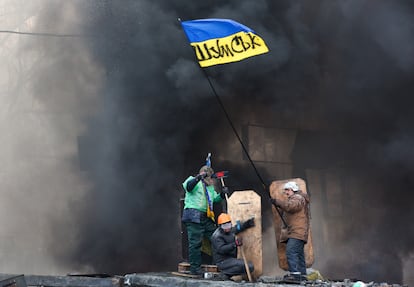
211, 213, 255, 280
181, 165, 226, 276
270, 181, 310, 281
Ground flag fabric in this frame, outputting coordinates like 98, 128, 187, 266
181, 18, 269, 67
203, 152, 214, 221
205, 152, 211, 167
203, 181, 215, 222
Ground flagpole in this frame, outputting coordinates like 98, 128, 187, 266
178, 17, 270, 196
200, 68, 268, 193
201, 69, 291, 229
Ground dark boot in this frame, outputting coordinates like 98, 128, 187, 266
215, 273, 229, 281
189, 268, 203, 278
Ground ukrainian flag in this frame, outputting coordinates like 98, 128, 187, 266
181, 18, 269, 67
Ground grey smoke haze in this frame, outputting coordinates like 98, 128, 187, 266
1, 0, 414, 284
0, 0, 103, 274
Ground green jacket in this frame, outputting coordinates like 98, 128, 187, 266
182, 176, 222, 212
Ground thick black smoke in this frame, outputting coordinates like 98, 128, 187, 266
30, 0, 414, 283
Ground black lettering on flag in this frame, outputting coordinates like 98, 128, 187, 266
208, 41, 220, 58
231, 36, 244, 53
247, 33, 262, 49
193, 33, 266, 64
216, 40, 234, 58
231, 35, 253, 52
203, 43, 213, 59
193, 45, 208, 61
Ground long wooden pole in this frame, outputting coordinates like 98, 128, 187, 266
237, 236, 253, 282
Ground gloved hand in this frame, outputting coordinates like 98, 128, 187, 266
196, 172, 208, 181
270, 197, 280, 207
235, 237, 243, 247
243, 217, 255, 229
220, 186, 231, 199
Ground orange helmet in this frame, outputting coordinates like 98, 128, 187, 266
217, 213, 232, 225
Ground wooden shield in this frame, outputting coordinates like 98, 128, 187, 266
227, 190, 262, 277
269, 178, 314, 270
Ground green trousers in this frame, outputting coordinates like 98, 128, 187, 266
185, 218, 216, 273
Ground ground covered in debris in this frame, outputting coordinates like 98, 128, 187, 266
1, 273, 407, 287
125, 272, 293, 286
124, 273, 407, 287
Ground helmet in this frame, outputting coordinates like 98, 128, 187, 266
217, 213, 232, 225
199, 165, 214, 177
284, 181, 299, 191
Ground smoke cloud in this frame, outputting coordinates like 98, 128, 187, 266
1, 0, 414, 284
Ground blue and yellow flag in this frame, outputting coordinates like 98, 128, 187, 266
181, 18, 269, 67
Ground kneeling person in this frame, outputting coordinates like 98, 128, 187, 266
211, 213, 255, 279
